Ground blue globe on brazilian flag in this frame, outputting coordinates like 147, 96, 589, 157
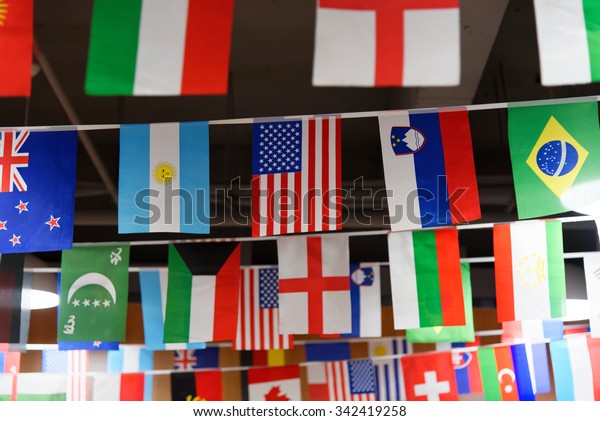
508, 100, 600, 219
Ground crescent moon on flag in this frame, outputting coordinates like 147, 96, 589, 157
67, 272, 117, 304
497, 368, 516, 393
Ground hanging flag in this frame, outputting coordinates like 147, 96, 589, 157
0, 351, 19, 374
549, 335, 600, 400
234, 266, 292, 351
407, 263, 475, 343
452, 349, 483, 395
378, 109, 479, 231
251, 349, 287, 367
305, 342, 351, 362
307, 362, 330, 401
324, 359, 377, 401
507, 101, 600, 218
526, 342, 552, 395
402, 351, 458, 401
41, 349, 90, 401
0, 130, 78, 253
533, 0, 600, 86
85, 0, 234, 95
3, 373, 67, 401
501, 319, 564, 343
58, 244, 130, 342
277, 235, 351, 335
252, 116, 342, 237
138, 269, 205, 350
0, 0, 33, 96
388, 228, 465, 329
90, 373, 146, 401
342, 263, 381, 338
478, 344, 535, 401
0, 372, 15, 401
171, 370, 223, 401
119, 122, 210, 234
164, 243, 241, 343
0, 254, 30, 347
369, 338, 407, 401
312, 0, 460, 87
247, 365, 302, 401
172, 349, 211, 370
494, 220, 566, 322
583, 253, 600, 337
107, 346, 153, 373
57, 341, 119, 351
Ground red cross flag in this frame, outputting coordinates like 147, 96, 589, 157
402, 351, 458, 401
276, 235, 351, 335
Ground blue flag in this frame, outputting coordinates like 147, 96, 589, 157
0, 130, 77, 253
305, 342, 351, 362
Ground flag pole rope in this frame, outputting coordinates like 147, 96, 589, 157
1, 95, 599, 133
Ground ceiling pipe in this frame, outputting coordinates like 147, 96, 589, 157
33, 38, 119, 205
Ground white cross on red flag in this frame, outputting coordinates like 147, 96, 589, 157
276, 235, 351, 335
401, 351, 458, 401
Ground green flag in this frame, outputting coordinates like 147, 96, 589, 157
508, 100, 600, 218
58, 244, 130, 342
406, 263, 474, 343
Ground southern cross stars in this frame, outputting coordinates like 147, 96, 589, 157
45, 215, 60, 230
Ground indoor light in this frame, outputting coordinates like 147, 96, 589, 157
560, 180, 600, 216
562, 299, 590, 322
29, 289, 59, 310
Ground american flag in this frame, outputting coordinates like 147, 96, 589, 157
234, 267, 292, 350
42, 350, 89, 401
0, 131, 29, 192
325, 359, 377, 401
251, 117, 342, 237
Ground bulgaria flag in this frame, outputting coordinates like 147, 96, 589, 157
387, 228, 465, 329
164, 243, 241, 343
534, 0, 600, 86
85, 0, 234, 95
493, 220, 567, 322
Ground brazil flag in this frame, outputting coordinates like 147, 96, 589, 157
508, 100, 600, 219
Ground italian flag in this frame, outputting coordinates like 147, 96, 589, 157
534, 0, 600, 86
387, 228, 465, 329
85, 0, 234, 95
493, 220, 567, 322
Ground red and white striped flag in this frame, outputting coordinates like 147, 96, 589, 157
251, 116, 342, 237
234, 267, 292, 350
324, 360, 377, 401
68, 350, 89, 401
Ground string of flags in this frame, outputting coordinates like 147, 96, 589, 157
3, 0, 600, 97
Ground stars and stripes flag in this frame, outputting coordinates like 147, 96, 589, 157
251, 116, 342, 237
324, 359, 377, 401
234, 267, 292, 351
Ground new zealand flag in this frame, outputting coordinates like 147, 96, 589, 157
0, 130, 77, 253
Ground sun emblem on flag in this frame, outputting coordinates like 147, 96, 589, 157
152, 162, 176, 184
517, 252, 547, 288
0, 1, 8, 26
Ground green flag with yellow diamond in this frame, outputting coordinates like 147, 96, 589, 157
508, 100, 600, 218
406, 263, 474, 343
58, 244, 130, 342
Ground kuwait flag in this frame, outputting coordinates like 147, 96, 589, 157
534, 0, 600, 86
85, 0, 234, 95
378, 109, 480, 231
312, 0, 460, 87
493, 220, 567, 322
164, 243, 241, 343
0, 0, 32, 96
119, 122, 210, 234
479, 344, 535, 401
387, 228, 465, 329
550, 335, 600, 400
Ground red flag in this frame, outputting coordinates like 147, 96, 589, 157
234, 267, 292, 350
0, 0, 32, 96
195, 370, 223, 401
247, 365, 301, 401
402, 351, 458, 401
251, 116, 342, 237
277, 235, 351, 335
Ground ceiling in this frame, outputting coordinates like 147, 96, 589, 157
2, 0, 600, 304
